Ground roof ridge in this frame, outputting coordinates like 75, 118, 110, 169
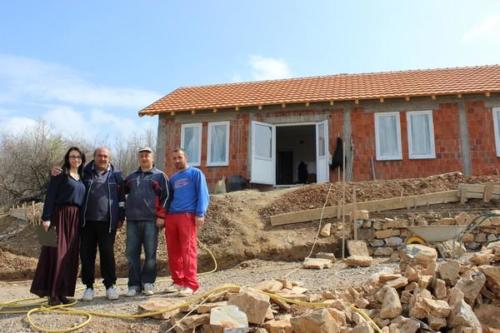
175, 64, 500, 90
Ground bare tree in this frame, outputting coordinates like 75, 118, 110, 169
0, 121, 67, 205
112, 128, 156, 176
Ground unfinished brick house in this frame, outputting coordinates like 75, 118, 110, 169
139, 65, 500, 191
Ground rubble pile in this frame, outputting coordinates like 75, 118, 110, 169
141, 242, 499, 333
363, 213, 500, 257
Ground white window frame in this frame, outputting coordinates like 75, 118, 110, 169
180, 123, 202, 166
493, 107, 500, 157
406, 110, 436, 159
207, 121, 230, 166
375, 112, 402, 161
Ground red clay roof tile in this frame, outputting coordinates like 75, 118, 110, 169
139, 65, 500, 115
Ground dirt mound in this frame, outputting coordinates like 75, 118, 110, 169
1, 173, 498, 281
260, 173, 500, 218
0, 248, 38, 280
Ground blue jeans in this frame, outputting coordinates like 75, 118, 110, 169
126, 220, 159, 289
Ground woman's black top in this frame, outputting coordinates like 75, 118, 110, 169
41, 172, 86, 221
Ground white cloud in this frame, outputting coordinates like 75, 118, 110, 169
0, 116, 38, 135
42, 106, 89, 138
463, 13, 500, 43
249, 55, 292, 80
0, 54, 161, 108
0, 54, 159, 144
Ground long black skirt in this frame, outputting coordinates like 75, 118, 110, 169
30, 205, 80, 298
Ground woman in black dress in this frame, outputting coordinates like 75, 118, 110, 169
30, 147, 86, 305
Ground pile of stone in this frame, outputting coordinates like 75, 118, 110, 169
361, 212, 499, 257
139, 243, 498, 333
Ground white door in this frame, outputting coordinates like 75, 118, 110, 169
250, 121, 276, 185
316, 120, 329, 183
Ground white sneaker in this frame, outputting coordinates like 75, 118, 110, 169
176, 287, 195, 297
81, 288, 94, 301
126, 287, 138, 297
106, 286, 119, 300
143, 283, 155, 296
165, 283, 182, 293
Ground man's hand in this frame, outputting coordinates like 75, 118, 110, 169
117, 220, 124, 229
195, 216, 205, 228
42, 221, 51, 232
51, 166, 63, 177
156, 218, 165, 229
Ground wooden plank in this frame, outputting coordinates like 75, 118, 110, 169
270, 190, 459, 226
458, 183, 500, 194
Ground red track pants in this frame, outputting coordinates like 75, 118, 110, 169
164, 213, 199, 291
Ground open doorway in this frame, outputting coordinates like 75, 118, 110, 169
276, 125, 316, 185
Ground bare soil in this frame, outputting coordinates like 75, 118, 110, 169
0, 173, 498, 332
0, 173, 498, 281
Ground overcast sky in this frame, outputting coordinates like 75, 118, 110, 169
1, 0, 499, 142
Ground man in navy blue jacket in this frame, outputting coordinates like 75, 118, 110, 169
80, 147, 125, 301
124, 147, 169, 296
53, 147, 125, 301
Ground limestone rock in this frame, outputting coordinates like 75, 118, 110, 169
379, 274, 402, 283
326, 308, 347, 327
380, 287, 402, 319
320, 223, 332, 237
290, 309, 339, 333
385, 237, 403, 247
374, 247, 394, 257
438, 260, 461, 285
433, 278, 447, 299
427, 315, 447, 331
347, 240, 370, 257
137, 298, 180, 319
409, 288, 432, 319
350, 322, 374, 333
384, 277, 408, 289
207, 305, 248, 333
374, 229, 400, 239
455, 269, 486, 305
171, 313, 210, 333
303, 257, 333, 269
474, 304, 500, 330
198, 301, 228, 314
449, 299, 481, 329
345, 255, 373, 267
254, 280, 284, 293
400, 244, 437, 266
398, 318, 420, 333
479, 265, 500, 296
264, 318, 293, 333
369, 239, 385, 247
228, 287, 270, 325
422, 298, 451, 317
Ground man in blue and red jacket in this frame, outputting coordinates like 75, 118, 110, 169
163, 148, 209, 297
124, 147, 169, 297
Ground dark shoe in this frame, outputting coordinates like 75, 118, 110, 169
48, 296, 61, 306
59, 296, 71, 304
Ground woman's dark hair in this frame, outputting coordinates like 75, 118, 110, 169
62, 146, 86, 177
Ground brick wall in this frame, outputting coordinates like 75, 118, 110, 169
160, 99, 500, 190
347, 103, 465, 181
466, 100, 500, 175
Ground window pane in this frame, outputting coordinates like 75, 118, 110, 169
183, 126, 200, 164
210, 124, 227, 163
410, 114, 431, 155
318, 123, 325, 156
496, 110, 500, 139
255, 124, 272, 159
379, 115, 398, 156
